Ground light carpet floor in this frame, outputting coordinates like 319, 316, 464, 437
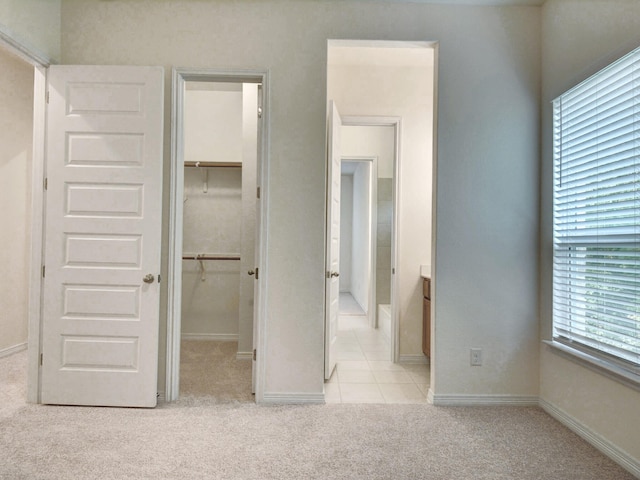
0, 349, 636, 480
179, 340, 253, 403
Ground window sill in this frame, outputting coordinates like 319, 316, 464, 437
543, 340, 640, 392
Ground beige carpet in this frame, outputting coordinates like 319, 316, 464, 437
179, 340, 253, 403
0, 349, 636, 480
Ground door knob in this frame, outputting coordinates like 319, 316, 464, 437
143, 274, 155, 284
248, 270, 255, 276
330, 271, 340, 278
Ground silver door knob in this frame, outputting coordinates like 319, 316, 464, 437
143, 274, 155, 284
330, 271, 340, 278
248, 270, 255, 276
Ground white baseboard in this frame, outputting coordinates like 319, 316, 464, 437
181, 334, 238, 342
398, 354, 429, 365
261, 392, 325, 404
0, 342, 27, 358
429, 393, 539, 406
539, 399, 640, 478
236, 351, 252, 361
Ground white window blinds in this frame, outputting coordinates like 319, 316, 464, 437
553, 46, 640, 371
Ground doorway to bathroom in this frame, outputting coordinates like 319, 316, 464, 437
325, 40, 435, 403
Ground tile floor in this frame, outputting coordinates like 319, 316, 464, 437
325, 293, 431, 404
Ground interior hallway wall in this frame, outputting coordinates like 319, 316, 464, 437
339, 174, 353, 293
60, 0, 541, 400
350, 162, 371, 313
540, 0, 640, 466
0, 46, 33, 354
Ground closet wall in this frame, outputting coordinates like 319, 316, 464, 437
181, 83, 243, 340
339, 174, 353, 292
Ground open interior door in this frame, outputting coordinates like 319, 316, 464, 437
40, 66, 164, 407
325, 101, 342, 380
251, 83, 263, 395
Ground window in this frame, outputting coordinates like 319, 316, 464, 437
552, 46, 640, 379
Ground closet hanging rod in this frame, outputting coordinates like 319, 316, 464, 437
185, 161, 242, 168
182, 253, 241, 261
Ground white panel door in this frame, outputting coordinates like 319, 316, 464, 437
252, 84, 263, 395
325, 101, 342, 380
41, 66, 164, 407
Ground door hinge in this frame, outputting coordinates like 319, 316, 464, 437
257, 186, 261, 199
42, 265, 45, 278
258, 105, 263, 118
253, 349, 256, 361
255, 267, 259, 280
392, 268, 396, 274
40, 353, 43, 366
158, 274, 161, 283
46, 91, 49, 104
44, 178, 48, 190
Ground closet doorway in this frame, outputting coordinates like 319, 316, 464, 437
167, 69, 268, 403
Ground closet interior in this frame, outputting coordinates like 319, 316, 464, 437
179, 80, 259, 401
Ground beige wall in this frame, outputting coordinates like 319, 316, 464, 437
0, 46, 33, 354
60, 0, 541, 400
540, 0, 640, 465
184, 86, 243, 164
0, 0, 61, 62
342, 126, 394, 179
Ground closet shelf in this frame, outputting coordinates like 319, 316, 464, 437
185, 161, 242, 168
182, 253, 241, 261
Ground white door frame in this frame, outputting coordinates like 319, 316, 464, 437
0, 27, 52, 404
341, 156, 377, 330
338, 115, 401, 363
167, 68, 270, 403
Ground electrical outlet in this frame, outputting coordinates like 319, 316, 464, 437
470, 348, 482, 366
